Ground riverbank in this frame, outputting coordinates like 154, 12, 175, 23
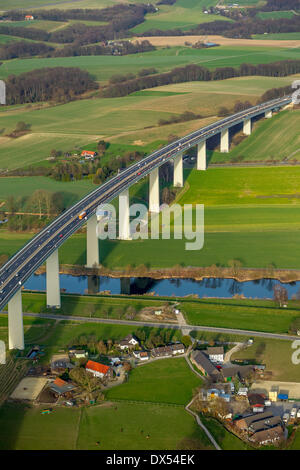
35, 264, 300, 284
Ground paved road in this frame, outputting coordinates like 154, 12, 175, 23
10, 310, 300, 342
0, 96, 291, 312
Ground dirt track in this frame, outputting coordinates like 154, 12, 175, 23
134, 35, 300, 49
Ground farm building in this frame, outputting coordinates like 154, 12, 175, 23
190, 350, 220, 380
85, 360, 112, 379
48, 377, 76, 398
25, 15, 34, 20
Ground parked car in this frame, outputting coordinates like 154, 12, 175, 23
282, 412, 290, 424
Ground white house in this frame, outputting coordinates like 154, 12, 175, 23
206, 346, 224, 363
118, 334, 139, 350
171, 343, 185, 355
133, 351, 149, 361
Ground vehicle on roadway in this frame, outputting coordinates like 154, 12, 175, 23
78, 211, 87, 220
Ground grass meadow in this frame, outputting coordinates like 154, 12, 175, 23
0, 75, 298, 171
106, 357, 202, 405
231, 337, 300, 382
1, 45, 300, 82
0, 401, 211, 450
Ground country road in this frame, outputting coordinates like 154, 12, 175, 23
4, 311, 299, 342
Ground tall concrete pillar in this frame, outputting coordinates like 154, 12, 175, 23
149, 167, 160, 213
46, 249, 61, 308
8, 289, 24, 350
265, 110, 272, 119
119, 188, 130, 240
197, 140, 207, 170
86, 214, 99, 268
174, 153, 183, 187
243, 118, 252, 136
220, 128, 229, 153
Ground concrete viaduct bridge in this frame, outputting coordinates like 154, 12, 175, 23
0, 95, 292, 350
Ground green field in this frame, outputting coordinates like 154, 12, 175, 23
209, 110, 300, 164
131, 0, 229, 33
200, 415, 250, 450
178, 166, 300, 206
0, 0, 113, 10
0, 74, 298, 171
3, 292, 299, 337
106, 357, 202, 405
1, 45, 300, 82
231, 337, 300, 382
0, 176, 94, 208
181, 298, 299, 334
253, 32, 300, 40
19, 292, 170, 321
0, 401, 211, 450
257, 11, 295, 20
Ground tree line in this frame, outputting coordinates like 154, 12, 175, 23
2, 4, 155, 22
0, 39, 155, 60
5, 67, 98, 105
100, 60, 300, 98
138, 14, 300, 39
0, 41, 54, 60
0, 4, 156, 45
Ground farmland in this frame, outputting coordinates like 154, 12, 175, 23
132, 0, 230, 34
2, 292, 300, 337
0, 74, 299, 171
0, 401, 211, 450
1, 46, 300, 83
231, 337, 300, 382
106, 357, 202, 405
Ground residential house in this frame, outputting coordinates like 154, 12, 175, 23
133, 351, 149, 361
190, 350, 220, 381
51, 358, 75, 375
81, 150, 97, 160
206, 346, 224, 363
69, 349, 88, 360
249, 424, 284, 446
85, 360, 112, 379
170, 343, 185, 355
151, 346, 173, 358
118, 334, 139, 351
25, 15, 34, 20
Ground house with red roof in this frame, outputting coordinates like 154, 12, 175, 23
85, 360, 112, 379
25, 15, 34, 20
81, 150, 97, 160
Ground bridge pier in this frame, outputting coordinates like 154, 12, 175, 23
220, 128, 229, 153
86, 214, 99, 268
8, 289, 24, 350
174, 153, 183, 187
46, 249, 61, 308
149, 167, 160, 213
119, 188, 130, 239
197, 140, 207, 170
243, 118, 252, 136
265, 110, 272, 119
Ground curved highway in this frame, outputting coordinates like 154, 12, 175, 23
0, 95, 292, 311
